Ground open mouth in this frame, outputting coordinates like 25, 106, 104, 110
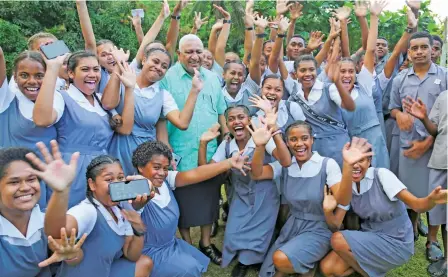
15, 193, 34, 202
233, 126, 245, 137
352, 169, 362, 178
24, 87, 40, 95
265, 95, 276, 107
294, 147, 307, 157
84, 80, 96, 90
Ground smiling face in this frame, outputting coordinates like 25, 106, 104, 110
138, 154, 170, 188
339, 60, 357, 92
351, 156, 371, 183
408, 37, 432, 66
226, 107, 251, 141
97, 42, 115, 73
287, 37, 305, 60
223, 63, 246, 95
88, 163, 125, 207
263, 41, 274, 58
261, 77, 284, 109
296, 60, 317, 91
431, 40, 442, 63
178, 39, 204, 74
68, 56, 101, 95
142, 51, 170, 83
0, 161, 40, 212
14, 58, 46, 101
286, 125, 313, 165
375, 38, 389, 60
202, 49, 214, 70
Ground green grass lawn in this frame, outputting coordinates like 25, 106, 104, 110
184, 213, 439, 277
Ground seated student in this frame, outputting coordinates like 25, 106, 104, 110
319, 137, 447, 277
131, 140, 249, 277
250, 120, 346, 277
31, 141, 153, 277
0, 146, 85, 277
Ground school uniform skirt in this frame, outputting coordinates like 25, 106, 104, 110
174, 175, 223, 228
428, 168, 447, 226
399, 148, 432, 198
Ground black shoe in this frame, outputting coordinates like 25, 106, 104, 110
232, 262, 250, 277
414, 230, 419, 242
199, 242, 222, 265
222, 202, 229, 222
428, 259, 447, 277
210, 221, 218, 237
426, 241, 444, 262
418, 216, 429, 237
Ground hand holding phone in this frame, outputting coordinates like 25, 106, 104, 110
131, 9, 145, 18
109, 178, 152, 202
40, 40, 70, 60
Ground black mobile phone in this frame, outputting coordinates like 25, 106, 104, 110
109, 179, 151, 202
40, 40, 70, 60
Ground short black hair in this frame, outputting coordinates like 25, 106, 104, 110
224, 105, 250, 119
409, 31, 434, 47
294, 55, 318, 71
0, 147, 37, 180
85, 155, 121, 206
132, 141, 172, 172
14, 51, 46, 74
285, 120, 313, 138
432, 35, 443, 47
223, 60, 246, 73
377, 37, 389, 46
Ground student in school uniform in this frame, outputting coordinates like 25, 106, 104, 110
199, 105, 291, 277
403, 92, 447, 276
0, 49, 65, 209
250, 120, 347, 277
130, 140, 250, 277
33, 142, 153, 277
319, 137, 447, 277
389, 31, 447, 254
33, 51, 136, 208
0, 146, 86, 277
332, 1, 390, 169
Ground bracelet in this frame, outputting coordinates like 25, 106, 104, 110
171, 15, 181, 20
65, 257, 79, 263
223, 19, 232, 24
132, 227, 145, 237
256, 33, 267, 38
405, 27, 414, 33
245, 27, 254, 31
277, 33, 286, 38
272, 130, 282, 137
270, 25, 279, 30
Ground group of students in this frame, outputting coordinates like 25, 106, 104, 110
0, 0, 447, 277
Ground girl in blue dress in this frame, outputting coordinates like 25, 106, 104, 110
0, 146, 86, 277
33, 51, 137, 208
30, 140, 153, 277
131, 140, 250, 277
0, 48, 66, 209
319, 137, 447, 277
250, 120, 347, 277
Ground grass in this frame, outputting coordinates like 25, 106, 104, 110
183, 209, 439, 277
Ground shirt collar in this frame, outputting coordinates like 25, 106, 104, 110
407, 62, 437, 76
176, 62, 206, 78
135, 81, 160, 92
291, 151, 322, 165
0, 205, 43, 239
90, 198, 126, 224
222, 86, 244, 103
229, 137, 256, 154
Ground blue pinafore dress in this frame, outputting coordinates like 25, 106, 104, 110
141, 181, 209, 276
341, 169, 414, 277
109, 85, 164, 175
373, 77, 386, 139
342, 85, 390, 169
0, 96, 57, 210
222, 149, 279, 267
289, 85, 349, 168
223, 81, 260, 117
55, 91, 113, 208
57, 209, 135, 276
259, 158, 333, 276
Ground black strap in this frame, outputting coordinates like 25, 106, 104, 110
294, 96, 346, 129
225, 140, 230, 159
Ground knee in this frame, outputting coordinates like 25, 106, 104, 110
273, 250, 292, 270
319, 257, 334, 277
330, 232, 348, 252
136, 255, 153, 277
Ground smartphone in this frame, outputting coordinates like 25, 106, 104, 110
109, 179, 151, 202
172, 153, 182, 168
131, 9, 145, 18
40, 40, 70, 60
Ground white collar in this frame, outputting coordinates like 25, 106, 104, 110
0, 205, 44, 239
229, 137, 256, 154
90, 198, 126, 224
134, 81, 162, 99
352, 167, 375, 195
222, 86, 244, 103
294, 151, 323, 165
151, 182, 172, 209
67, 84, 106, 116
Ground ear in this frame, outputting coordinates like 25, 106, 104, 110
176, 49, 181, 56
142, 56, 147, 65
88, 178, 96, 192
68, 69, 75, 81
137, 166, 144, 175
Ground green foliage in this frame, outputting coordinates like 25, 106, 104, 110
0, 0, 444, 75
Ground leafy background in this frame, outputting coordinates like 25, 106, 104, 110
0, 0, 443, 75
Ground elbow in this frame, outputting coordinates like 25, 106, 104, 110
250, 172, 262, 180
33, 117, 53, 128
102, 102, 117, 111
177, 122, 189, 131
117, 128, 132, 136
344, 102, 356, 112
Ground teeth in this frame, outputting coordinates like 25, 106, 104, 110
352, 170, 361, 174
26, 87, 39, 91
266, 96, 276, 100
234, 127, 243, 130
17, 194, 32, 200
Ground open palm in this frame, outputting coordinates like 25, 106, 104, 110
229, 151, 251, 176
201, 123, 221, 142
247, 119, 273, 147
323, 185, 338, 212
25, 140, 79, 193
333, 6, 352, 20
342, 137, 374, 166
402, 96, 426, 120
429, 186, 448, 205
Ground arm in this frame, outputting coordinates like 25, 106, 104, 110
219, 114, 229, 140
0, 47, 5, 84
315, 18, 340, 67
364, 14, 379, 74
325, 207, 347, 232
271, 133, 291, 167
354, 1, 369, 50
122, 236, 144, 262
101, 49, 130, 110
166, 0, 188, 61
397, 186, 447, 213
114, 66, 135, 135
76, 0, 96, 53
340, 19, 350, 58
286, 2, 303, 44
214, 5, 231, 68
250, 15, 269, 85
130, 15, 144, 46
45, 189, 79, 238
156, 119, 172, 149
208, 21, 223, 56
243, 0, 255, 66
268, 17, 289, 74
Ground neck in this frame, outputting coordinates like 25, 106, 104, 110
73, 84, 95, 105
236, 136, 251, 150
413, 62, 431, 75
303, 86, 311, 99
136, 74, 153, 89
181, 63, 195, 76
0, 207, 32, 237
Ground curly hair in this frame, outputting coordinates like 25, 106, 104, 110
0, 147, 38, 180
85, 155, 120, 206
132, 141, 172, 172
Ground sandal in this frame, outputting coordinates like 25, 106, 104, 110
428, 259, 447, 277
426, 241, 444, 262
199, 242, 222, 265
418, 216, 429, 237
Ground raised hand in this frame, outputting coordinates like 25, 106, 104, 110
245, 0, 255, 14
406, 0, 421, 11
370, 0, 388, 16
396, 111, 414, 131
342, 137, 374, 166
229, 150, 251, 176
44, 53, 70, 69
289, 2, 303, 20
201, 123, 221, 143
173, 0, 188, 15
191, 68, 203, 93
354, 0, 369, 17
125, 175, 155, 209
333, 6, 352, 21
39, 228, 87, 267
249, 94, 273, 113
278, 16, 290, 34
307, 31, 325, 51
110, 46, 130, 65
161, 0, 170, 19
247, 118, 275, 147
128, 14, 142, 27
212, 19, 224, 31
25, 140, 79, 193
114, 61, 136, 89
402, 96, 427, 120
193, 11, 209, 31
323, 185, 338, 212
245, 11, 257, 27
213, 4, 231, 20
276, 0, 292, 15
428, 186, 448, 205
328, 18, 341, 39
254, 14, 270, 30
121, 209, 146, 234
406, 7, 418, 28
259, 109, 279, 131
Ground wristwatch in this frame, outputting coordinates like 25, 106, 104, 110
223, 19, 232, 24
171, 15, 181, 20
405, 27, 414, 33
132, 227, 145, 237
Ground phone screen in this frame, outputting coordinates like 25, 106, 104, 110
40, 40, 70, 60
109, 179, 150, 202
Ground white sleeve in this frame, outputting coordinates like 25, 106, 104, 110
284, 75, 295, 96
358, 66, 374, 97
265, 137, 276, 156
289, 101, 306, 121
129, 58, 142, 75
211, 141, 228, 162
269, 161, 282, 180
67, 201, 97, 239
285, 61, 295, 73
0, 78, 15, 113
162, 90, 179, 116
53, 91, 65, 123
337, 204, 351, 210
326, 158, 342, 187
377, 71, 391, 91
244, 75, 260, 95
328, 84, 343, 107
377, 168, 407, 201
167, 171, 179, 190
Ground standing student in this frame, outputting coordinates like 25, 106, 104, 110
319, 137, 447, 277
33, 142, 152, 277
250, 121, 346, 277
0, 49, 65, 209
389, 31, 447, 250
199, 106, 290, 277
403, 93, 447, 276
131, 140, 249, 277
33, 51, 136, 208
0, 146, 86, 277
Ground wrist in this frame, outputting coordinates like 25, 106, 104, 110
255, 26, 266, 33
132, 226, 146, 236
226, 158, 233, 169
